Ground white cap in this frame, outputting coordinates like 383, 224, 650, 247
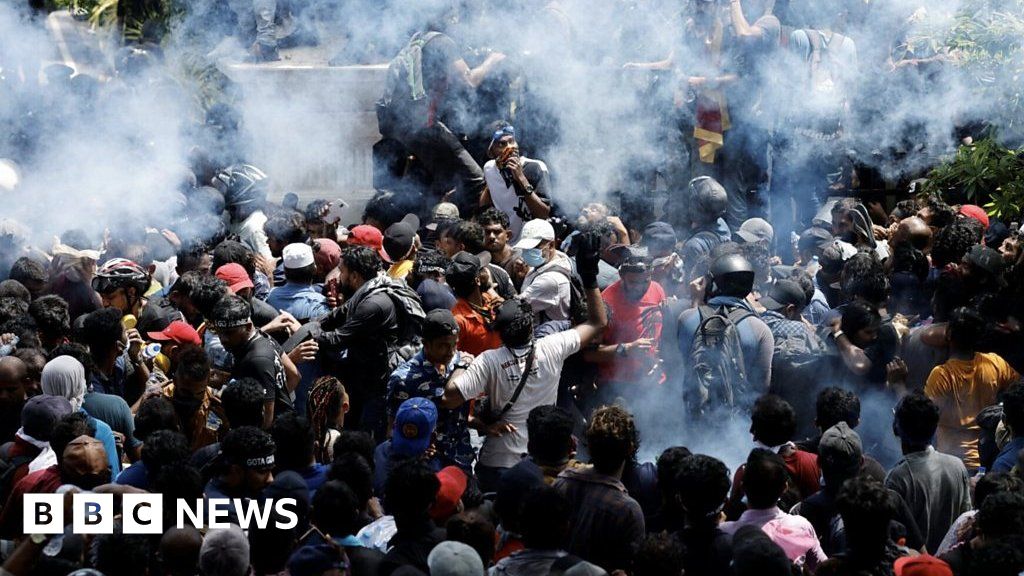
513, 219, 556, 249
282, 243, 315, 269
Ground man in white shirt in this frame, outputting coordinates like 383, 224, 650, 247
441, 231, 607, 491
480, 123, 552, 241
515, 219, 573, 324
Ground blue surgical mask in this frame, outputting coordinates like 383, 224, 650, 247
522, 247, 546, 267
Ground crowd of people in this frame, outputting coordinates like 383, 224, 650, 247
3, 0, 1024, 574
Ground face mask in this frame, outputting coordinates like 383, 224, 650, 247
522, 248, 546, 267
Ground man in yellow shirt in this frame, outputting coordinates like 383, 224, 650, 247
383, 215, 421, 280
925, 307, 1019, 470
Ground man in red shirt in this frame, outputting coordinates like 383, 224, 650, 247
448, 252, 504, 356
583, 249, 666, 405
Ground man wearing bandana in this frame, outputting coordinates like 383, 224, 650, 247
480, 122, 552, 242
583, 247, 666, 407
204, 426, 277, 525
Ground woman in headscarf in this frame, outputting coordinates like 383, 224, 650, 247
41, 355, 121, 475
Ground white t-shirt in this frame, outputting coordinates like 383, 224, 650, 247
232, 210, 272, 259
454, 329, 582, 468
483, 157, 549, 241
521, 253, 573, 322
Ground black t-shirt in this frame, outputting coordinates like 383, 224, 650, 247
420, 33, 461, 103
231, 331, 293, 417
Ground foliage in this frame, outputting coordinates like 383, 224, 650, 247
921, 137, 1024, 220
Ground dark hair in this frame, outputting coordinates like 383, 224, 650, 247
284, 263, 316, 284
248, 511, 296, 576
134, 396, 180, 441
922, 196, 955, 229
841, 251, 888, 305
91, 523, 152, 576
332, 431, 377, 472
932, 271, 969, 322
141, 430, 190, 477
412, 249, 450, 281
476, 208, 510, 230
222, 426, 275, 466
816, 387, 861, 430
840, 300, 881, 337
221, 378, 267, 428
210, 294, 252, 328
452, 221, 485, 254
750, 394, 797, 446
527, 405, 575, 465
384, 459, 440, 520
189, 275, 229, 319
835, 476, 895, 550
9, 257, 47, 286
340, 246, 382, 281
0, 280, 30, 303
151, 462, 205, 526
175, 247, 209, 276
948, 307, 986, 351
976, 491, 1024, 539
632, 532, 685, 576
311, 479, 362, 536
894, 392, 940, 445
1002, 382, 1024, 438
975, 471, 1024, 510
496, 298, 534, 347
51, 412, 94, 466
174, 345, 210, 383
932, 221, 980, 268
787, 270, 816, 307
674, 455, 731, 528
520, 485, 571, 550
271, 412, 315, 472
891, 199, 920, 221
264, 211, 307, 245
446, 511, 496, 568
211, 240, 256, 276
28, 295, 70, 341
362, 190, 409, 228
587, 405, 638, 474
168, 271, 203, 298
742, 449, 789, 509
327, 452, 374, 506
969, 535, 1024, 576
79, 307, 125, 358
656, 446, 693, 499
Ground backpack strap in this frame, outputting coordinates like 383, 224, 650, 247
493, 345, 536, 421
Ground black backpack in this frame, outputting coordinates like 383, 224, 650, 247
687, 304, 754, 415
0, 453, 35, 502
376, 31, 443, 137
769, 329, 828, 437
538, 266, 589, 326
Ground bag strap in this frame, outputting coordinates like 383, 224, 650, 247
494, 345, 536, 420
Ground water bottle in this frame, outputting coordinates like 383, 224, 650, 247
141, 343, 162, 361
806, 255, 821, 277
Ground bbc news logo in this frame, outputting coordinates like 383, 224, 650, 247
24, 494, 299, 534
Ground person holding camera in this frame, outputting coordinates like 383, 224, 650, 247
440, 230, 608, 492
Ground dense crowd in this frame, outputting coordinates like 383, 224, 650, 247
3, 0, 1024, 574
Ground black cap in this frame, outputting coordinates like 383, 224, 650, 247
383, 215, 420, 264
965, 244, 1005, 277
759, 279, 806, 311
423, 308, 459, 340
642, 222, 677, 250
447, 251, 491, 281
617, 246, 651, 273
22, 395, 74, 441
493, 298, 530, 331
798, 227, 834, 254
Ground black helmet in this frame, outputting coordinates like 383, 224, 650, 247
708, 253, 755, 298
688, 176, 728, 223
214, 164, 268, 209
91, 258, 152, 296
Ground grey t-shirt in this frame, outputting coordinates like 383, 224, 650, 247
884, 446, 971, 553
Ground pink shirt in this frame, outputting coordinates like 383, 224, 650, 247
721, 506, 827, 569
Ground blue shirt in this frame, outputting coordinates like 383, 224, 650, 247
81, 408, 121, 476
266, 282, 330, 322
89, 353, 131, 396
300, 463, 329, 497
993, 437, 1024, 473
115, 462, 149, 489
386, 350, 475, 471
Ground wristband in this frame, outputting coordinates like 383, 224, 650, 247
832, 330, 845, 340
580, 273, 599, 290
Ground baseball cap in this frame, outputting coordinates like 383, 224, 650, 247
312, 238, 342, 272
426, 203, 460, 231
423, 309, 459, 340
61, 435, 110, 477
447, 251, 490, 282
283, 243, 315, 269
759, 280, 805, 312
736, 218, 774, 244
417, 279, 456, 312
200, 526, 250, 576
428, 541, 483, 576
965, 244, 1005, 276
616, 246, 651, 273
958, 204, 990, 230
147, 320, 201, 346
383, 215, 421, 264
287, 544, 346, 576
429, 466, 468, 521
513, 219, 556, 249
215, 263, 255, 294
798, 227, 834, 254
819, 422, 863, 463
347, 225, 388, 261
641, 221, 677, 250
21, 395, 73, 441
392, 398, 438, 458
894, 555, 953, 576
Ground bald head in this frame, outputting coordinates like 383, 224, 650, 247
894, 216, 932, 252
0, 356, 27, 406
160, 527, 203, 576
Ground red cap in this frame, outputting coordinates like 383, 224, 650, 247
347, 225, 389, 261
959, 204, 989, 230
146, 320, 201, 346
215, 263, 255, 293
312, 238, 342, 272
894, 555, 953, 576
429, 466, 468, 521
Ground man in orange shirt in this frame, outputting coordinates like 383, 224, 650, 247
447, 251, 504, 355
925, 307, 1020, 471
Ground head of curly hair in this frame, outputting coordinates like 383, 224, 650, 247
586, 405, 639, 474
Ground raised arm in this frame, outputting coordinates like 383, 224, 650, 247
572, 231, 609, 347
